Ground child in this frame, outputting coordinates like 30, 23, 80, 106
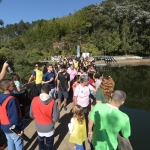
0, 79, 24, 150
12, 74, 28, 120
68, 105, 87, 150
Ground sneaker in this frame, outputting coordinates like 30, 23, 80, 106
63, 105, 67, 111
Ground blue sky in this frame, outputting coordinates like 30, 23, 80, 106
0, 0, 103, 26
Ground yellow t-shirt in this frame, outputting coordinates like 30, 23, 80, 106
69, 118, 87, 145
74, 62, 78, 68
35, 69, 43, 84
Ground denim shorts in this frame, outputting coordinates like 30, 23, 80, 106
58, 91, 68, 99
5, 132, 23, 150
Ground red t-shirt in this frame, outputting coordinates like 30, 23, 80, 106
89, 78, 95, 87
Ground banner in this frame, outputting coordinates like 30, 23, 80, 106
77, 45, 80, 57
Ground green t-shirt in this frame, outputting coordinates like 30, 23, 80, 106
96, 90, 106, 103
90, 103, 131, 150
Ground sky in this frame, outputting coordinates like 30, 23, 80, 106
0, 0, 103, 26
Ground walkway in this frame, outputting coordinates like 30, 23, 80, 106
3, 102, 90, 150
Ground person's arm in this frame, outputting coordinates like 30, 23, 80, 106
7, 97, 24, 132
68, 118, 75, 133
72, 83, 76, 92
0, 61, 9, 81
28, 71, 36, 83
92, 82, 95, 87
88, 84, 97, 93
55, 73, 58, 81
29, 99, 34, 119
67, 74, 70, 91
67, 81, 70, 91
74, 96, 77, 105
28, 75, 34, 83
42, 74, 54, 84
74, 86, 79, 105
42, 78, 54, 84
52, 101, 60, 122
88, 104, 97, 137
88, 119, 94, 137
57, 73, 60, 91
16, 86, 26, 92
120, 115, 131, 138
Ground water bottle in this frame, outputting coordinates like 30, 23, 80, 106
8, 67, 13, 74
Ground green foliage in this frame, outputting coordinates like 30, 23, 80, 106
27, 49, 43, 62
13, 56, 33, 82
0, 0, 150, 67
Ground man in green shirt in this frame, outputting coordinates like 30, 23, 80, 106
88, 90, 131, 150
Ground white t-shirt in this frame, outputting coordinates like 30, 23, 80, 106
95, 79, 102, 90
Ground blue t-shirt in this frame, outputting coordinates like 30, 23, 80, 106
32, 70, 36, 76
42, 72, 55, 89
13, 81, 25, 94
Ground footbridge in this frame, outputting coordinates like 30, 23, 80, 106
1, 82, 133, 150
93, 56, 119, 67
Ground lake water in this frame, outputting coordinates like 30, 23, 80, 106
99, 66, 150, 150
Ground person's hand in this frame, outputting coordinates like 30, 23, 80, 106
57, 87, 59, 92
88, 131, 93, 143
3, 61, 9, 68
88, 131, 93, 137
18, 130, 24, 136
67, 88, 70, 92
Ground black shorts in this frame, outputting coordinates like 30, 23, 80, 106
58, 91, 68, 99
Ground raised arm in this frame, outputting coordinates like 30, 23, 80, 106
0, 61, 9, 81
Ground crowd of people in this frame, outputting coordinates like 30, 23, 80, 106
0, 57, 131, 150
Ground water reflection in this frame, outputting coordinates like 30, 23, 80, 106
99, 66, 150, 150
100, 66, 150, 111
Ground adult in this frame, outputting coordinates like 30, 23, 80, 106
42, 64, 56, 99
0, 61, 9, 81
94, 72, 103, 90
73, 59, 78, 70
43, 63, 48, 74
88, 90, 131, 150
88, 72, 96, 105
68, 59, 73, 66
78, 67, 87, 76
74, 75, 96, 117
96, 76, 115, 104
30, 84, 59, 150
68, 64, 77, 81
57, 65, 70, 110
28, 63, 43, 95
88, 72, 95, 87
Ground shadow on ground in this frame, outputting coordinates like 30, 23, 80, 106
54, 112, 72, 150
24, 131, 38, 150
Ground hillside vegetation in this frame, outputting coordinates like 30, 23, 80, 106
0, 0, 150, 80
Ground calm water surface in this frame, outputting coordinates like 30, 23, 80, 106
100, 65, 150, 150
